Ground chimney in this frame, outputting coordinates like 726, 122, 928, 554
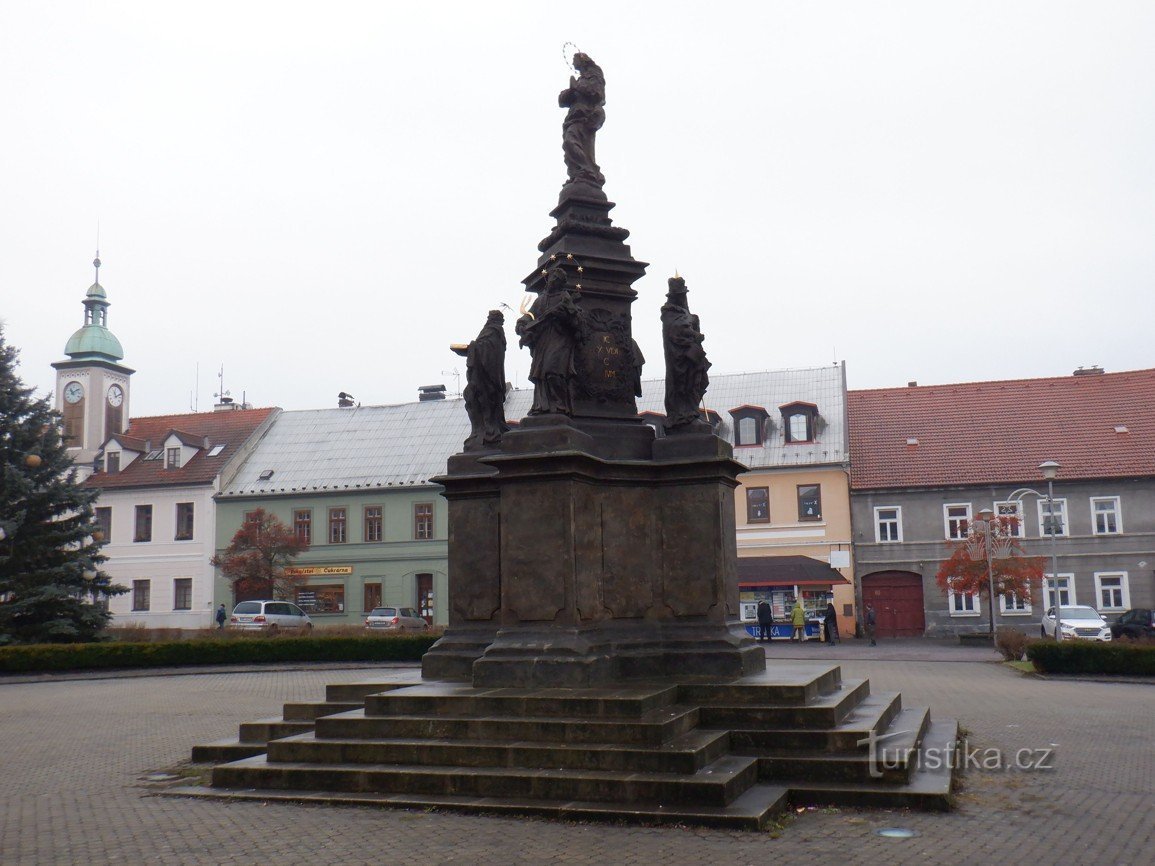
1073, 366, 1104, 376
418, 384, 447, 402
907, 381, 918, 388
213, 395, 235, 411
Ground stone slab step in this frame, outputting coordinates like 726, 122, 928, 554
324, 682, 419, 703
164, 781, 791, 831
238, 717, 315, 744
211, 753, 760, 807
728, 693, 903, 752
698, 678, 870, 729
281, 701, 362, 721
364, 683, 680, 719
679, 664, 844, 706
756, 708, 933, 785
266, 728, 731, 774
781, 718, 959, 811
314, 705, 701, 746
190, 738, 267, 763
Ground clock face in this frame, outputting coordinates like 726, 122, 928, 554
107, 385, 124, 407
64, 382, 84, 404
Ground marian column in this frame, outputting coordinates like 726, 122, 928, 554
424, 54, 763, 688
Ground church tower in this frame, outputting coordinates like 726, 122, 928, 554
51, 254, 134, 478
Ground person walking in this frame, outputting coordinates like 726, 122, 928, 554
215, 604, 228, 630
824, 600, 840, 646
756, 599, 774, 643
865, 603, 877, 646
791, 599, 806, 642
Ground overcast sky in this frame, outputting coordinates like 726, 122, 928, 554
3, 1, 1153, 417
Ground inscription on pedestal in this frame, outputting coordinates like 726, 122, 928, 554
577, 308, 638, 404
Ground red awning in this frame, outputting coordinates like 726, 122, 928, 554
736, 555, 849, 588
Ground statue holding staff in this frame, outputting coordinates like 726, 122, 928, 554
661, 276, 711, 430
451, 310, 510, 450
516, 267, 581, 416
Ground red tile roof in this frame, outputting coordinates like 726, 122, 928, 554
84, 407, 278, 490
848, 369, 1155, 489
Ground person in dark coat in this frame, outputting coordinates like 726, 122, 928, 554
215, 604, 228, 629
824, 601, 840, 646
756, 600, 774, 642
865, 603, 877, 646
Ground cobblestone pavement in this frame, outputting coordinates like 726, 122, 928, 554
1, 658, 1151, 866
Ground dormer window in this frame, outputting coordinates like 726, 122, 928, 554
166, 447, 181, 469
729, 405, 769, 446
105, 451, 120, 473
780, 401, 819, 444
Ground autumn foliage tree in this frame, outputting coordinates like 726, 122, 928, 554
935, 516, 1045, 611
211, 508, 307, 602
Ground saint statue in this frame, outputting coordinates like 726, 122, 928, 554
516, 267, 581, 416
661, 276, 711, 430
559, 53, 606, 191
451, 310, 510, 450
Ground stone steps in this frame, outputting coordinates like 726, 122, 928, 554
696, 678, 870, 729
364, 682, 680, 719
212, 753, 760, 807
266, 728, 731, 774
726, 692, 903, 753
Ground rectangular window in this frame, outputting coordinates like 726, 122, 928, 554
173, 577, 192, 610
175, 502, 194, 540
875, 507, 902, 542
797, 485, 822, 521
999, 592, 1031, 615
105, 451, 120, 474
295, 584, 345, 613
95, 507, 112, 543
328, 508, 347, 544
166, 447, 181, 469
948, 580, 980, 617
1094, 572, 1129, 611
243, 510, 261, 524
995, 501, 1024, 537
1091, 497, 1122, 535
745, 487, 769, 523
132, 579, 151, 611
363, 582, 382, 612
944, 503, 971, 540
364, 505, 383, 542
1044, 574, 1075, 608
414, 502, 434, 540
1037, 499, 1068, 537
417, 572, 434, 622
133, 505, 152, 542
293, 509, 312, 545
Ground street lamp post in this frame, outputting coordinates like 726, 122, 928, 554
1040, 460, 1062, 642
976, 508, 998, 648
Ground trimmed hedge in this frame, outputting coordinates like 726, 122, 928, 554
1026, 639, 1155, 676
0, 634, 438, 674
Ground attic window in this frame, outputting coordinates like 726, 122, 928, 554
207, 444, 226, 457
729, 405, 769, 446
258, 469, 275, 481
906, 437, 919, 446
779, 401, 819, 444
1114, 425, 1129, 434
145, 450, 163, 461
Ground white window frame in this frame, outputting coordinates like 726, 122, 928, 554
1043, 573, 1076, 608
1036, 499, 1069, 538
999, 591, 1031, 616
1090, 496, 1122, 536
947, 579, 981, 617
943, 503, 972, 540
994, 501, 1024, 537
1093, 572, 1129, 612
874, 506, 902, 543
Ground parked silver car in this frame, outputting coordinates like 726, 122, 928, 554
365, 606, 428, 631
1040, 605, 1111, 641
229, 600, 313, 633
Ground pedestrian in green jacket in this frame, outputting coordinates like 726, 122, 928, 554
791, 601, 806, 642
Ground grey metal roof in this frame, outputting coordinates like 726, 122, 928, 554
219, 365, 847, 497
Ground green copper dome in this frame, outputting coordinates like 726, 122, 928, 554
64, 323, 124, 361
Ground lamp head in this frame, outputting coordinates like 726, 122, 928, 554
1039, 460, 1060, 481
977, 508, 995, 521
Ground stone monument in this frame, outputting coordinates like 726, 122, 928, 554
422, 52, 764, 688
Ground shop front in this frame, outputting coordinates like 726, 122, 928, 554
737, 555, 850, 641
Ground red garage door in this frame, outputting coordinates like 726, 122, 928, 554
861, 571, 925, 637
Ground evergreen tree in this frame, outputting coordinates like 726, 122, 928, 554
0, 326, 125, 644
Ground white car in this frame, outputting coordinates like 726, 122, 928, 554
1040, 605, 1112, 641
365, 606, 429, 631
229, 600, 313, 633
